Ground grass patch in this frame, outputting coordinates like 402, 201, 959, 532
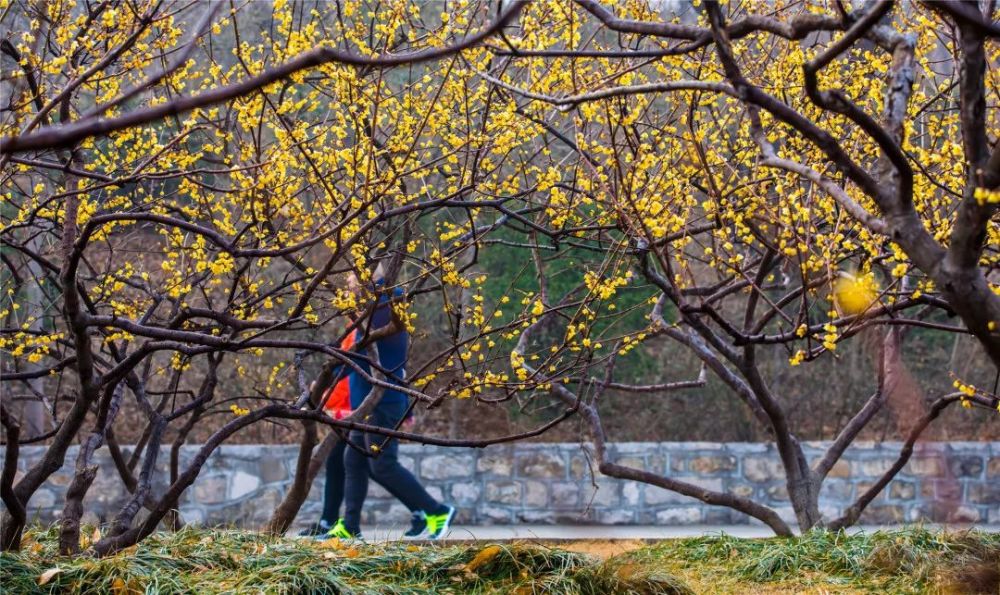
1, 526, 688, 594
1, 526, 996, 594
617, 526, 1000, 594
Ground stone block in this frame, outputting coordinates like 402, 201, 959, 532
241, 488, 280, 524
454, 507, 474, 524
859, 505, 904, 524
614, 456, 646, 470
27, 488, 55, 509
857, 458, 895, 477
451, 481, 482, 505
421, 454, 475, 480
477, 451, 513, 476
655, 507, 702, 525
949, 505, 980, 523
766, 484, 789, 501
612, 443, 649, 454
229, 470, 261, 499
517, 510, 555, 524
909, 501, 962, 523
485, 481, 521, 504
426, 485, 444, 502
772, 506, 798, 524
648, 454, 667, 475
551, 482, 580, 507
398, 454, 417, 472
555, 511, 589, 524
987, 457, 1000, 477
819, 479, 852, 501
727, 482, 754, 498
193, 475, 227, 504
569, 454, 591, 480
743, 456, 785, 482
258, 457, 288, 483
179, 505, 205, 526
480, 506, 513, 523
689, 455, 737, 475
968, 483, 1000, 504
856, 482, 885, 503
596, 508, 635, 524
48, 471, 73, 487
904, 456, 944, 477
517, 452, 566, 479
888, 480, 915, 501
929, 478, 962, 501
622, 481, 641, 506
704, 508, 738, 525
586, 480, 620, 508
948, 456, 983, 478
381, 503, 412, 523
726, 443, 769, 453
524, 481, 548, 508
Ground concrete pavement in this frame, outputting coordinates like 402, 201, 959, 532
345, 523, 1000, 543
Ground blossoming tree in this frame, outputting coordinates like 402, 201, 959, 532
1, 0, 998, 552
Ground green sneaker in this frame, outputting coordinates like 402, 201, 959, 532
322, 518, 361, 541
424, 506, 455, 540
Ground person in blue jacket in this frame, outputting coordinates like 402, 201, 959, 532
323, 267, 455, 540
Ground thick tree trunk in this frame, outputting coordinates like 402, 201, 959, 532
0, 404, 26, 551
263, 418, 319, 535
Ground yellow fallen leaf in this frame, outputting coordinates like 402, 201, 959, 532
344, 547, 360, 558
464, 545, 502, 573
318, 538, 343, 550
92, 527, 101, 543
111, 577, 127, 595
38, 567, 62, 586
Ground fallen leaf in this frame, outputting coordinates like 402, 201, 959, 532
464, 545, 502, 573
111, 577, 127, 595
344, 547, 360, 558
38, 568, 62, 586
318, 538, 343, 550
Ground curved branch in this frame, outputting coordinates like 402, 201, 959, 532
0, 2, 526, 153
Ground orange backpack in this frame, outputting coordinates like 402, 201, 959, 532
322, 330, 356, 419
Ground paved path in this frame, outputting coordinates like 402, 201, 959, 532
350, 523, 1000, 543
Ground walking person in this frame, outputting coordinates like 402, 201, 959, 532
297, 330, 354, 537
322, 268, 455, 541
299, 323, 435, 539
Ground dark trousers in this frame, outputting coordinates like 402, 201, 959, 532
322, 433, 414, 523
321, 440, 347, 523
342, 404, 441, 533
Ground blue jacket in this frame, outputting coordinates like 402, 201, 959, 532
332, 285, 409, 411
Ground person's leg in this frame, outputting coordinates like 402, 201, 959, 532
321, 440, 347, 524
341, 430, 370, 536
365, 408, 444, 515
365, 417, 455, 538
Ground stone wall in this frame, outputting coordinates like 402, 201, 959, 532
5, 441, 998, 530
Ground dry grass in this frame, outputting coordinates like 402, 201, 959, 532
1, 526, 996, 594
